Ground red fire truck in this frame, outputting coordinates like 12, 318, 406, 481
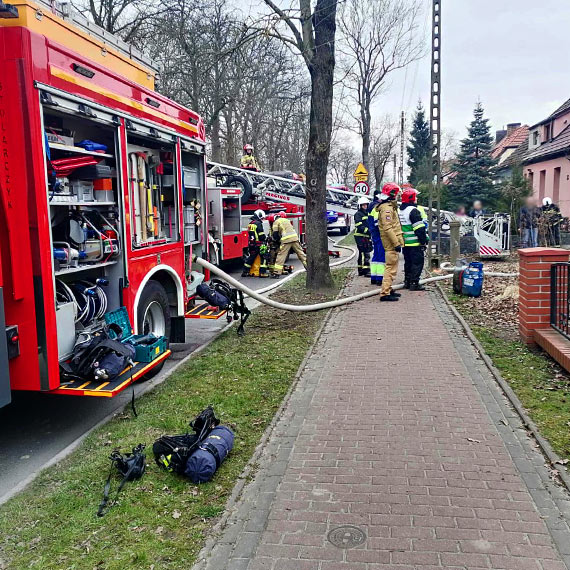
0, 0, 228, 406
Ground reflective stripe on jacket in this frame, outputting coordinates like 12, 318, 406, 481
354, 209, 370, 237
272, 217, 298, 243
248, 218, 265, 245
241, 154, 260, 170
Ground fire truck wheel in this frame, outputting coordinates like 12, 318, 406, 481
225, 175, 253, 203
340, 224, 350, 236
137, 281, 171, 379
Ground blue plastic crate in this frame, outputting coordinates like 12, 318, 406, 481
104, 308, 167, 363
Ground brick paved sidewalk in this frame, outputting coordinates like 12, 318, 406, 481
194, 273, 570, 570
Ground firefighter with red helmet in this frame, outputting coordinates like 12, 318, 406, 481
241, 144, 260, 172
399, 187, 428, 290
354, 196, 372, 276
378, 183, 404, 301
242, 209, 267, 277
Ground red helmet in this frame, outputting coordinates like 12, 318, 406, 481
243, 143, 253, 152
401, 188, 419, 204
277, 211, 287, 218
381, 183, 401, 199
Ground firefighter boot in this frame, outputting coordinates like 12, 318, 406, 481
410, 281, 426, 291
380, 293, 400, 302
241, 269, 251, 277
402, 279, 411, 289
390, 290, 401, 297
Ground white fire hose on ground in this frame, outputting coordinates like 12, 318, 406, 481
194, 251, 518, 313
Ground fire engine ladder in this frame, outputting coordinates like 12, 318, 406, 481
207, 162, 362, 216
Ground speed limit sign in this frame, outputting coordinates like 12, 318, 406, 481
353, 181, 370, 195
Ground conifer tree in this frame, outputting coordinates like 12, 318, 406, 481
406, 101, 431, 186
448, 101, 496, 209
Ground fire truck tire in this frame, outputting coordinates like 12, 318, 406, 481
137, 280, 171, 379
339, 225, 349, 236
225, 175, 253, 203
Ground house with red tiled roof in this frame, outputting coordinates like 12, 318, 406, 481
492, 124, 529, 163
492, 123, 529, 182
523, 98, 570, 216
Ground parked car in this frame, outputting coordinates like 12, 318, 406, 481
327, 210, 351, 235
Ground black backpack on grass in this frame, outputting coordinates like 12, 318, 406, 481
153, 407, 220, 474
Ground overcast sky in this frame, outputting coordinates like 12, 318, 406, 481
373, 0, 570, 141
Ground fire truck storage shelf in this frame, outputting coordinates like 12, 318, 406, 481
50, 350, 171, 397
48, 142, 114, 159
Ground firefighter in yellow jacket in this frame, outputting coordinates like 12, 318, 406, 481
271, 212, 307, 277
240, 143, 260, 172
378, 183, 404, 301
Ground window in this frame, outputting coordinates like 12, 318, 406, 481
532, 130, 539, 147
554, 167, 561, 203
544, 123, 551, 142
539, 170, 546, 202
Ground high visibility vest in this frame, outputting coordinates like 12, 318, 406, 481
248, 219, 265, 245
417, 205, 430, 241
398, 205, 423, 247
273, 217, 298, 243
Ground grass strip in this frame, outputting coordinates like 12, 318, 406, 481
448, 292, 570, 462
337, 230, 355, 246
0, 269, 350, 570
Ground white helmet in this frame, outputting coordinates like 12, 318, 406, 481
357, 196, 370, 206
254, 209, 266, 219
543, 197, 552, 206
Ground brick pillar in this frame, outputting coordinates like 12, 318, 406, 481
519, 247, 570, 344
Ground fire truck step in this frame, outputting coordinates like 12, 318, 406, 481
185, 303, 227, 319
50, 350, 171, 397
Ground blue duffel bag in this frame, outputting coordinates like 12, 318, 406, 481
184, 426, 234, 483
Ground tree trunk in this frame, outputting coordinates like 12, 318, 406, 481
304, 0, 337, 290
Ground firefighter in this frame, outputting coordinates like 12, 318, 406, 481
240, 144, 260, 172
272, 212, 306, 277
378, 183, 404, 302
354, 196, 372, 276
266, 213, 279, 273
367, 189, 385, 286
242, 209, 267, 277
399, 187, 428, 290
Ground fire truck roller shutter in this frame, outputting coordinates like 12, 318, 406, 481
224, 175, 253, 203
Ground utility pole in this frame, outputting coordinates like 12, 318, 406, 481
399, 111, 405, 186
428, 0, 442, 267
392, 154, 397, 181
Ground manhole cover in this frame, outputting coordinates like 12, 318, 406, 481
327, 525, 367, 549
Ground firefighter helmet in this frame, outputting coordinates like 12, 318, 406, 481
381, 183, 401, 200
243, 144, 253, 152
254, 209, 265, 220
277, 211, 287, 218
401, 188, 419, 204
543, 197, 553, 206
357, 196, 370, 205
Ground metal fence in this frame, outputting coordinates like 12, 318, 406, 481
551, 263, 570, 339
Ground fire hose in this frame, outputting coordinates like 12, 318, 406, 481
194, 252, 518, 313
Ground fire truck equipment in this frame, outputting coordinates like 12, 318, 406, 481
76, 140, 108, 153
184, 425, 234, 484
50, 155, 101, 177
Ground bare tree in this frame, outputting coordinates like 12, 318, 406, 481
260, 0, 339, 290
339, 0, 424, 170
329, 140, 358, 187
370, 117, 399, 190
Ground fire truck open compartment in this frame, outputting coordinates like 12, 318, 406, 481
38, 93, 172, 393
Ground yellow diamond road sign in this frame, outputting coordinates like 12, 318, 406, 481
353, 162, 368, 182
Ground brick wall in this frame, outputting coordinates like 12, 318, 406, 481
519, 247, 570, 344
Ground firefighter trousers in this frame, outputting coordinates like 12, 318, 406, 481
403, 246, 424, 283
355, 236, 371, 275
274, 240, 307, 274
380, 249, 399, 297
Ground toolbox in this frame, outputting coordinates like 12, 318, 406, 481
104, 307, 167, 363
